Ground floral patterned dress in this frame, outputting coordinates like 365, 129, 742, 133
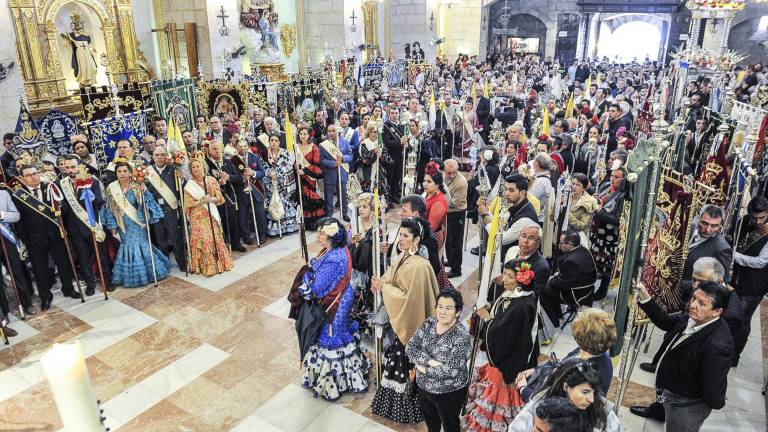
100, 186, 172, 287
264, 147, 299, 236
300, 247, 370, 400
297, 143, 326, 229
357, 138, 392, 204
183, 176, 234, 276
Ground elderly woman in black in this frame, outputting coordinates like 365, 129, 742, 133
463, 258, 539, 432
406, 289, 471, 432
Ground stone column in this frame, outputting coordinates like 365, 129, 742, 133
576, 13, 591, 61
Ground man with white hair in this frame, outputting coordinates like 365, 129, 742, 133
444, 159, 467, 277
263, 117, 286, 148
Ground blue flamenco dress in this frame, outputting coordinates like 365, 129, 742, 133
300, 247, 370, 400
100, 189, 172, 288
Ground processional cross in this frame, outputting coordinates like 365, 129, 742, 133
218, 6, 230, 37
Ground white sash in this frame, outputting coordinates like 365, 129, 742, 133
106, 182, 144, 229
184, 179, 221, 224
61, 178, 107, 242
295, 146, 311, 169
257, 133, 270, 148
146, 166, 178, 210
320, 140, 349, 173
342, 127, 355, 144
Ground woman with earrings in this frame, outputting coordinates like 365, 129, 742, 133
298, 217, 370, 401
422, 162, 453, 289
508, 359, 621, 432
462, 258, 539, 432
349, 193, 376, 337
370, 218, 441, 424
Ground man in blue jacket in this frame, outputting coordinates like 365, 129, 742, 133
319, 124, 353, 222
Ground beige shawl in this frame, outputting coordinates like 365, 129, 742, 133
381, 252, 440, 345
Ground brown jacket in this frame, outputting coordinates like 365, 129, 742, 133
446, 172, 468, 212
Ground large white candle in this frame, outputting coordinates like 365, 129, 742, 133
40, 341, 104, 432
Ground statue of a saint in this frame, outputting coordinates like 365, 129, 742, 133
60, 13, 98, 86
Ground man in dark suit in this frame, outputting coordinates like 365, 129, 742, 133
310, 110, 326, 143
206, 142, 246, 252
632, 281, 733, 431
0, 188, 37, 328
633, 256, 725, 422
1, 133, 16, 183
233, 140, 267, 244
603, 103, 632, 158
541, 230, 598, 326
682, 205, 732, 288
382, 108, 406, 201
58, 155, 113, 296
474, 87, 491, 144
13, 165, 77, 310
207, 116, 230, 144
146, 145, 187, 271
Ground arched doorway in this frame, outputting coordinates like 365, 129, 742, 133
594, 14, 669, 62
486, 11, 546, 56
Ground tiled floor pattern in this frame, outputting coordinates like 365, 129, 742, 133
0, 208, 764, 432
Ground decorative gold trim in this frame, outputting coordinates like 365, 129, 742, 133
196, 80, 252, 126
279, 23, 296, 58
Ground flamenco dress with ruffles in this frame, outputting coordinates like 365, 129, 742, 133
300, 246, 370, 401
100, 188, 172, 287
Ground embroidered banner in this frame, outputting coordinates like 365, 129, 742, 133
38, 109, 80, 156
150, 78, 198, 132
640, 176, 692, 314
12, 103, 44, 160
88, 110, 149, 170
79, 83, 145, 123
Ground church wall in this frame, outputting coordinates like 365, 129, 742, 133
303, 0, 345, 65
158, 0, 214, 79
441, 0, 482, 60
0, 0, 25, 133
131, 0, 160, 79
390, 0, 436, 60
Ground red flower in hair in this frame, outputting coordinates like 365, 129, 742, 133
425, 161, 440, 178
538, 134, 550, 142
515, 262, 535, 286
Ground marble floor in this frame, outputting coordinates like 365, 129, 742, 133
0, 209, 765, 431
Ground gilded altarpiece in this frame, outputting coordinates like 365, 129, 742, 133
9, 0, 148, 111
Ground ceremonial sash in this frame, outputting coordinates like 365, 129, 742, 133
342, 127, 355, 144
257, 133, 269, 148
146, 166, 178, 210
14, 188, 60, 226
384, 123, 403, 141
0, 222, 18, 246
106, 182, 144, 229
320, 140, 349, 173
295, 146, 311, 169
459, 112, 474, 136
61, 178, 106, 242
184, 179, 221, 224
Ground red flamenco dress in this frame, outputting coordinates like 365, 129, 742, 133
297, 143, 327, 229
463, 288, 538, 431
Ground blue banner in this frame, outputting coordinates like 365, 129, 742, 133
88, 110, 149, 170
39, 109, 80, 157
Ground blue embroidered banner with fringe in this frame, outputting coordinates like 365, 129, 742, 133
87, 110, 149, 170
38, 109, 80, 156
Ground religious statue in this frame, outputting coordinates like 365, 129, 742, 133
60, 13, 98, 86
240, 0, 281, 63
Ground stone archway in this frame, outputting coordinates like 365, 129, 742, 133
591, 13, 670, 62
486, 12, 547, 56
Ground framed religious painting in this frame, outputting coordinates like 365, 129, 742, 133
197, 80, 251, 127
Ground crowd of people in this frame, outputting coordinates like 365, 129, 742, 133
0, 49, 764, 432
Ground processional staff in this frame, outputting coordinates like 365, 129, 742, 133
47, 182, 86, 303
71, 167, 109, 300
132, 165, 159, 288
